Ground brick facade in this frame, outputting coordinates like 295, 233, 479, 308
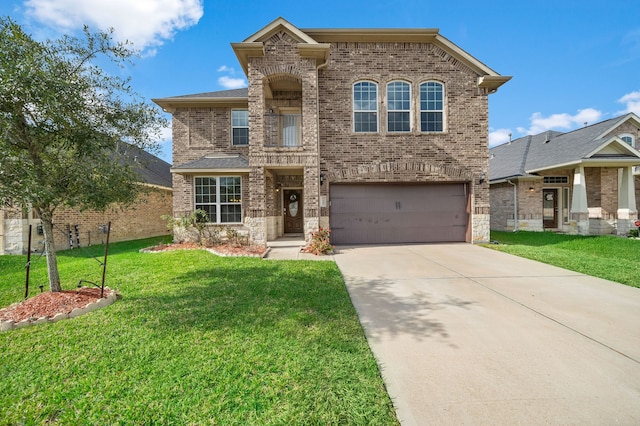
159, 19, 509, 245
1, 187, 172, 254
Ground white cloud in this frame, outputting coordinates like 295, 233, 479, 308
217, 65, 232, 73
25, 0, 203, 53
517, 108, 602, 135
617, 91, 640, 115
218, 76, 247, 90
489, 128, 513, 147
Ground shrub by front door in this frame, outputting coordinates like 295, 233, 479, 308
284, 189, 303, 233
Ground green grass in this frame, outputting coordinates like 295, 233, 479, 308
0, 237, 398, 425
486, 231, 640, 288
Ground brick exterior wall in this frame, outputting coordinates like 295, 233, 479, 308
169, 26, 499, 244
171, 107, 251, 220
317, 41, 490, 242
1, 188, 172, 254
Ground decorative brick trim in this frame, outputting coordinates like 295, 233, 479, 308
327, 160, 475, 181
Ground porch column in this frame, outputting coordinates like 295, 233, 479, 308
617, 166, 638, 235
571, 166, 589, 234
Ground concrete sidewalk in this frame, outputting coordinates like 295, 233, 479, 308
264, 236, 334, 261
334, 243, 640, 425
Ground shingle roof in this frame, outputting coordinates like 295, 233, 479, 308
489, 114, 640, 181
119, 143, 172, 188
172, 154, 249, 171
169, 88, 248, 99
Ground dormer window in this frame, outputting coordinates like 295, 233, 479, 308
620, 134, 634, 147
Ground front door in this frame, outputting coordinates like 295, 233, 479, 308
284, 189, 303, 233
543, 189, 558, 228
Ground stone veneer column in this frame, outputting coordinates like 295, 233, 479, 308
617, 166, 638, 235
571, 166, 589, 234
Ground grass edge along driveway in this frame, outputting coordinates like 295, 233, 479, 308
0, 237, 398, 425
485, 231, 640, 288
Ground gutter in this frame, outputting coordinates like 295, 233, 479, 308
507, 180, 518, 232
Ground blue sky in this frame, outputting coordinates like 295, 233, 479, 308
2, 0, 639, 163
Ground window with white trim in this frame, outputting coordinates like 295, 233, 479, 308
195, 176, 242, 223
420, 81, 444, 132
620, 134, 635, 147
231, 110, 249, 146
353, 81, 378, 132
387, 81, 411, 132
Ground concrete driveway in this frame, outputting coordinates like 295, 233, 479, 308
334, 243, 640, 425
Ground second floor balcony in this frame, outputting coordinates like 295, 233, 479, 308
265, 113, 302, 147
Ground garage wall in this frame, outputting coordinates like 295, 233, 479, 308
317, 41, 490, 243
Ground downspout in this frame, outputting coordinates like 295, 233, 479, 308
507, 180, 519, 232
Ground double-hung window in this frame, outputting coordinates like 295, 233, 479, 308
353, 81, 378, 132
420, 81, 444, 132
231, 110, 249, 146
195, 176, 242, 223
387, 81, 411, 132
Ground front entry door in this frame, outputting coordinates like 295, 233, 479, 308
283, 189, 303, 233
543, 189, 558, 228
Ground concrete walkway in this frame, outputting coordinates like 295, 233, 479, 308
264, 236, 334, 261
333, 243, 640, 425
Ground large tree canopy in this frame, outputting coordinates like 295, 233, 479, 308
0, 17, 167, 292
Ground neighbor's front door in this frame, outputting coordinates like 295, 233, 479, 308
543, 189, 558, 228
283, 189, 303, 233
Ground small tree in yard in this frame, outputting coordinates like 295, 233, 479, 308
0, 17, 167, 292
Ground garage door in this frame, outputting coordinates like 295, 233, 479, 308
330, 183, 469, 244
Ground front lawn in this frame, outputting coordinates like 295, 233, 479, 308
486, 231, 640, 288
0, 237, 398, 425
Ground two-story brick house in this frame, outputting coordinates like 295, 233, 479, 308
153, 17, 510, 245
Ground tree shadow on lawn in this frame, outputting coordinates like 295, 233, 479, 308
118, 259, 357, 336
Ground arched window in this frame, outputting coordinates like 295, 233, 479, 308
620, 134, 635, 147
420, 81, 444, 132
353, 81, 378, 133
387, 81, 411, 132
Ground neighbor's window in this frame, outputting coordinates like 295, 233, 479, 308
420, 81, 444, 132
620, 134, 634, 147
353, 81, 378, 132
231, 109, 249, 146
195, 176, 242, 223
387, 81, 411, 132
543, 176, 569, 184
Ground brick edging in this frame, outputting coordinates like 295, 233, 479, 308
0, 288, 117, 332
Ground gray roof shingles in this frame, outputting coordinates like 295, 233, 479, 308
169, 88, 248, 99
172, 155, 249, 171
490, 115, 636, 181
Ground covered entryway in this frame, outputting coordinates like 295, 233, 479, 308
330, 183, 469, 244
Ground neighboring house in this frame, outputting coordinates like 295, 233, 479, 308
0, 145, 173, 255
489, 113, 640, 236
153, 17, 510, 245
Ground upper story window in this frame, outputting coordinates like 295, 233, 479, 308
353, 81, 378, 133
195, 176, 242, 223
387, 81, 411, 132
420, 81, 444, 132
231, 109, 249, 146
620, 134, 635, 147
